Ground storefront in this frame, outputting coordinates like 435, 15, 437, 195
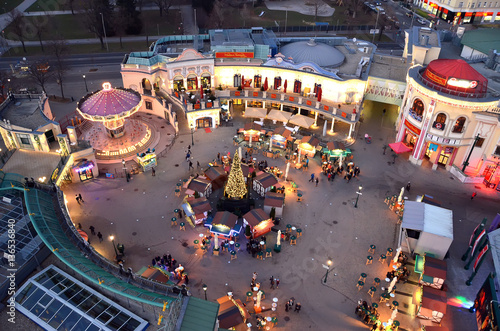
73, 160, 95, 182
173, 76, 184, 91
197, 117, 213, 128
187, 109, 220, 129
187, 74, 198, 90
137, 151, 157, 172
201, 73, 211, 88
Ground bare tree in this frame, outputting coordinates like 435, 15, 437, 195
83, 0, 114, 50
32, 16, 49, 52
346, 0, 363, 18
153, 0, 175, 17
113, 14, 126, 48
26, 60, 53, 94
48, 38, 69, 99
7, 10, 27, 53
307, 0, 323, 22
210, 0, 225, 28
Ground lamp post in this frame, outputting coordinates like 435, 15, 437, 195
83, 75, 88, 93
323, 259, 332, 284
100, 12, 109, 52
109, 235, 118, 257
462, 134, 481, 172
202, 284, 208, 300
122, 159, 129, 182
190, 123, 195, 146
354, 185, 363, 208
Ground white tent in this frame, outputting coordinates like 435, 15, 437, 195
289, 114, 315, 128
266, 109, 292, 123
244, 107, 267, 119
398, 201, 453, 260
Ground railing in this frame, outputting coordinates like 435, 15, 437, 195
417, 71, 487, 98
54, 187, 183, 297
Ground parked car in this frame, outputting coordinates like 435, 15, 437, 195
405, 11, 413, 17
417, 18, 427, 25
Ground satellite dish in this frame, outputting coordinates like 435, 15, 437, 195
353, 38, 357, 43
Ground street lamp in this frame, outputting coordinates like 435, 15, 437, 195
202, 284, 208, 300
109, 235, 118, 257
122, 159, 129, 182
323, 259, 332, 284
100, 12, 109, 52
354, 185, 363, 208
83, 75, 88, 92
190, 123, 195, 146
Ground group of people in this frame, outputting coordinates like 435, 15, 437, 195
246, 237, 267, 257
387, 251, 411, 283
151, 254, 179, 274
355, 300, 380, 328
320, 160, 361, 183
285, 297, 301, 313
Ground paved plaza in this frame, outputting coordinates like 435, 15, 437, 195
59, 100, 500, 330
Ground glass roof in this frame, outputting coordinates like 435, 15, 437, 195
15, 265, 149, 331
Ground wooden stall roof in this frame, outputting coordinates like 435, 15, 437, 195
244, 122, 262, 131
187, 197, 212, 214
273, 126, 292, 138
300, 136, 320, 147
424, 256, 447, 279
255, 172, 278, 189
264, 192, 285, 208
243, 208, 270, 227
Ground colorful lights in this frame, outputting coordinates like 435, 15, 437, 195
448, 296, 474, 308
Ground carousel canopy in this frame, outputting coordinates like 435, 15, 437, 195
272, 126, 292, 138
300, 136, 320, 147
243, 208, 270, 227
267, 109, 292, 123
244, 107, 267, 118
77, 82, 141, 119
244, 122, 262, 132
289, 114, 315, 128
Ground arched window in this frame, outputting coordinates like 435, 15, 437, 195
452, 117, 466, 133
433, 113, 446, 130
410, 99, 424, 122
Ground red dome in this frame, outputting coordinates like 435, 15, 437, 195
421, 59, 488, 98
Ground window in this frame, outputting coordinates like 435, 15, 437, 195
459, 1, 463, 6
494, 145, 500, 155
476, 137, 485, 148
471, 2, 475, 8
18, 134, 31, 146
145, 101, 152, 110
485, 2, 488, 6
452, 117, 466, 133
410, 99, 425, 122
406, 229, 420, 240
433, 113, 446, 130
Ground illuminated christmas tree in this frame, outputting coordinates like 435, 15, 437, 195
224, 151, 247, 199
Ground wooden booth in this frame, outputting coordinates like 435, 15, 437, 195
414, 286, 447, 323
183, 197, 212, 225
298, 136, 320, 158
270, 127, 292, 149
204, 211, 242, 239
205, 165, 228, 190
416, 255, 447, 290
216, 295, 251, 330
187, 177, 213, 197
263, 192, 285, 218
242, 122, 264, 142
253, 172, 278, 197
243, 208, 273, 238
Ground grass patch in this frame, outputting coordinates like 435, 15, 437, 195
3, 10, 182, 42
26, 0, 74, 12
4, 41, 151, 57
414, 8, 431, 20
3, 0, 24, 13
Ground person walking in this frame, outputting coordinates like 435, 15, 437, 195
89, 225, 95, 235
197, 161, 200, 169
217, 152, 221, 161
471, 192, 477, 200
315, 178, 319, 187
276, 278, 280, 288
406, 181, 411, 191
295, 303, 301, 313
77, 223, 82, 229
75, 194, 80, 204
252, 272, 258, 281
152, 168, 156, 176
78, 193, 84, 202
270, 277, 275, 289
285, 301, 289, 312
97, 232, 103, 242
309, 173, 315, 182
188, 161, 194, 170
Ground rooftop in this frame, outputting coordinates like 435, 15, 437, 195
0, 95, 52, 131
416, 27, 440, 48
369, 54, 410, 82
461, 28, 500, 55
2, 150, 62, 182
281, 39, 345, 68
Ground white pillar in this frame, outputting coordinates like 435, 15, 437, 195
322, 121, 327, 136
285, 162, 290, 181
314, 112, 318, 126
263, 101, 266, 108
269, 138, 273, 151
280, 104, 283, 111
239, 146, 242, 158
298, 107, 301, 115
249, 133, 253, 147
330, 119, 335, 132
348, 123, 354, 139
245, 100, 248, 107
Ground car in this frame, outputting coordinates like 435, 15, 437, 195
417, 18, 426, 25
405, 12, 413, 17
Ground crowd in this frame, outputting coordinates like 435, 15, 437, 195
151, 254, 188, 283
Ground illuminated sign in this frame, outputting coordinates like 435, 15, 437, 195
425, 70, 447, 86
447, 77, 478, 89
77, 163, 94, 172
215, 52, 254, 58
404, 119, 422, 135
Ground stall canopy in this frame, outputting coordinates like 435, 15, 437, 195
326, 141, 346, 151
244, 107, 267, 119
244, 122, 262, 132
401, 201, 453, 260
300, 136, 320, 148
267, 109, 292, 123
420, 287, 447, 319
421, 256, 447, 289
289, 114, 315, 128
389, 142, 412, 154
216, 295, 250, 329
273, 126, 292, 139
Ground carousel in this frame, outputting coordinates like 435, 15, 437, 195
77, 82, 155, 160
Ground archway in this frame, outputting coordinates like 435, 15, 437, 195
173, 76, 184, 91
142, 78, 152, 95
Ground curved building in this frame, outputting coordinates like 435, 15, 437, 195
280, 39, 345, 68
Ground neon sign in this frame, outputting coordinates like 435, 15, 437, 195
447, 77, 478, 89
77, 163, 94, 172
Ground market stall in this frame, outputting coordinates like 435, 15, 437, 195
137, 150, 157, 172
414, 286, 447, 323
263, 192, 285, 218
242, 122, 264, 142
323, 141, 351, 161
253, 172, 279, 197
241, 164, 255, 183
270, 127, 292, 149
298, 136, 320, 158
416, 255, 447, 290
216, 295, 250, 330
205, 165, 228, 190
398, 201, 453, 260
204, 211, 241, 239
243, 208, 273, 238
184, 197, 212, 224
187, 177, 213, 197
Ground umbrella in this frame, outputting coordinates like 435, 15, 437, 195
398, 186, 404, 203
266, 109, 292, 123
241, 75, 245, 90
388, 276, 397, 293
317, 86, 322, 102
200, 83, 204, 99
277, 230, 281, 246
244, 107, 267, 118
389, 142, 412, 154
289, 114, 315, 128
284, 79, 287, 93
256, 290, 262, 308
264, 77, 268, 91
214, 235, 219, 250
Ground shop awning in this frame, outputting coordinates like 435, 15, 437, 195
289, 114, 315, 128
244, 107, 267, 118
389, 142, 412, 154
267, 109, 292, 123
326, 141, 345, 151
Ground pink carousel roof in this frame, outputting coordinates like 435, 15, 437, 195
78, 83, 141, 118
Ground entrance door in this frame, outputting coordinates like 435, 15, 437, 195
438, 151, 450, 165
196, 117, 212, 128
44, 129, 55, 142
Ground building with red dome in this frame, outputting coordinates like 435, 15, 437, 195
395, 59, 500, 184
